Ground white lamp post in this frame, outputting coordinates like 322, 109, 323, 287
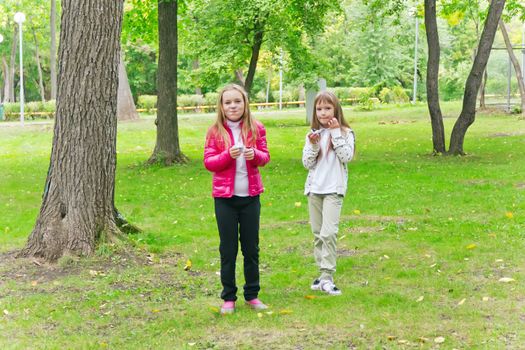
14, 12, 26, 126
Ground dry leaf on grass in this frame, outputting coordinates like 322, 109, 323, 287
498, 277, 515, 283
434, 336, 445, 344
184, 259, 192, 271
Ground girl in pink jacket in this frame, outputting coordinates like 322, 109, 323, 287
204, 84, 270, 314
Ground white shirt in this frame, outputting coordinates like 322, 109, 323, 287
227, 120, 249, 197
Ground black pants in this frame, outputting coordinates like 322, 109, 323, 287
214, 195, 261, 302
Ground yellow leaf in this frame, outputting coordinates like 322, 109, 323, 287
466, 244, 476, 250
3, 309, 9, 315
209, 307, 219, 313
434, 336, 445, 344
31, 281, 38, 286
482, 296, 490, 302
279, 309, 293, 315
304, 295, 316, 300
184, 259, 192, 271
89, 270, 98, 277
257, 312, 263, 318
505, 212, 514, 219
353, 209, 361, 215
457, 298, 466, 306
416, 296, 424, 302
387, 335, 397, 341
188, 343, 196, 347
498, 277, 515, 283
294, 202, 302, 208
152, 309, 160, 313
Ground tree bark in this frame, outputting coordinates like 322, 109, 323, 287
148, 0, 187, 165
117, 52, 139, 121
499, 19, 525, 118
8, 29, 17, 102
20, 0, 125, 261
50, 0, 58, 100
32, 26, 46, 102
449, 0, 506, 155
2, 57, 9, 103
479, 68, 487, 108
244, 15, 266, 95
424, 0, 446, 153
192, 59, 202, 95
235, 69, 245, 87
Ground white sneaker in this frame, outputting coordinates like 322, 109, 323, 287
310, 278, 321, 291
320, 280, 342, 296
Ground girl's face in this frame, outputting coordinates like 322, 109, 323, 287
222, 89, 245, 122
316, 101, 335, 127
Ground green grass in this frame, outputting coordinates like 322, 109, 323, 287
1, 102, 525, 349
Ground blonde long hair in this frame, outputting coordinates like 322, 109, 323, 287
207, 84, 259, 148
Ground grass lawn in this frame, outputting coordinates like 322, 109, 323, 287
0, 102, 524, 349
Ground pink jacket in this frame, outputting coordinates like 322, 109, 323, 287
204, 121, 270, 198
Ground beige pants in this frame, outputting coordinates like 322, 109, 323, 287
308, 193, 343, 282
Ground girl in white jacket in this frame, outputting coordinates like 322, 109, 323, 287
302, 91, 355, 295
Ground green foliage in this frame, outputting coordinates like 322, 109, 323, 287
137, 95, 157, 109
379, 86, 410, 104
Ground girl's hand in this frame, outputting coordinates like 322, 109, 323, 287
308, 132, 320, 144
244, 148, 255, 160
327, 118, 340, 129
229, 146, 242, 159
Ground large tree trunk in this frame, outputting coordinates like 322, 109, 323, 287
235, 69, 245, 87
117, 52, 139, 121
244, 15, 266, 95
424, 0, 446, 153
449, 0, 506, 155
32, 26, 46, 102
499, 20, 525, 118
50, 0, 58, 100
20, 0, 125, 261
148, 0, 187, 165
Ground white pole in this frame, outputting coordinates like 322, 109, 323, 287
279, 49, 283, 111
412, 15, 419, 104
522, 23, 524, 86
19, 22, 24, 126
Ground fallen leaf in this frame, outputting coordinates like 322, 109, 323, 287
387, 335, 397, 341
188, 343, 196, 347
152, 309, 160, 313
294, 202, 302, 208
209, 307, 219, 313
482, 296, 490, 302
495, 259, 504, 263
383, 255, 390, 259
304, 295, 316, 300
418, 337, 429, 343
457, 298, 466, 306
184, 259, 192, 271
434, 336, 445, 344
257, 312, 263, 318
31, 281, 38, 286
498, 277, 515, 283
353, 209, 361, 215
505, 212, 514, 219
398, 339, 409, 344
89, 270, 98, 277
466, 243, 476, 250
338, 234, 346, 241
416, 296, 424, 302
265, 311, 274, 315
3, 310, 9, 315
279, 309, 293, 315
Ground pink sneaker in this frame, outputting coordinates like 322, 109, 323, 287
220, 301, 235, 315
245, 298, 268, 310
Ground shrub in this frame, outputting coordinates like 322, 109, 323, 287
137, 95, 157, 109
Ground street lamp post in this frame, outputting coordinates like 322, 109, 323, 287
14, 12, 26, 126
0, 34, 3, 104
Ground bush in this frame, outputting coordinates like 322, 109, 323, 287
204, 92, 219, 106
348, 87, 372, 101
137, 95, 157, 109
379, 86, 410, 104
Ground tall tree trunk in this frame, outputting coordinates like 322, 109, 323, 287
235, 69, 245, 87
117, 52, 139, 121
8, 29, 18, 102
449, 0, 506, 155
20, 0, 125, 261
424, 0, 446, 153
244, 16, 266, 95
479, 69, 487, 108
499, 20, 525, 118
2, 57, 9, 103
32, 26, 46, 102
50, 0, 58, 100
148, 0, 187, 165
193, 59, 202, 95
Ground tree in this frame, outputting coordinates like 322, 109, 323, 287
424, 0, 506, 155
148, 0, 187, 165
499, 20, 525, 118
117, 53, 140, 121
20, 0, 125, 261
50, 0, 57, 100
424, 0, 446, 153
